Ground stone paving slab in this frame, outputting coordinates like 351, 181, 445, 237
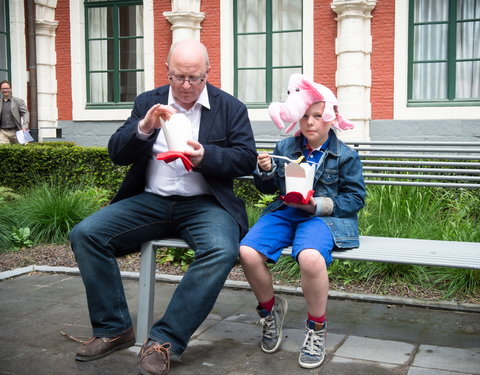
412, 345, 480, 374
334, 336, 415, 365
0, 273, 479, 375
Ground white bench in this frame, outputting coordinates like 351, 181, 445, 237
135, 140, 480, 344
135, 235, 480, 345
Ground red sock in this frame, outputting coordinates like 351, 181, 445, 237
308, 312, 326, 324
258, 296, 275, 312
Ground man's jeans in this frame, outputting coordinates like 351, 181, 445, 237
70, 192, 240, 356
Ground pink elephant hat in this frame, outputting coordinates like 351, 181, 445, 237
268, 73, 354, 134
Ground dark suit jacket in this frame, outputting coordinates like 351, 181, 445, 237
108, 83, 257, 238
0, 96, 30, 129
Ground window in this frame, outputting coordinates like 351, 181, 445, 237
85, 0, 144, 108
233, 0, 303, 108
0, 0, 10, 82
408, 0, 480, 105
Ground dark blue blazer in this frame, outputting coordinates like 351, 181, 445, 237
108, 83, 257, 238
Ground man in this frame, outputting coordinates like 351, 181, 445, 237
0, 80, 30, 144
70, 39, 257, 375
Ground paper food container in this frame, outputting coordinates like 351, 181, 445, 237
284, 162, 315, 199
162, 113, 194, 152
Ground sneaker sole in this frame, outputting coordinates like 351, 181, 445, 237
298, 355, 325, 369
75, 339, 135, 362
261, 295, 288, 354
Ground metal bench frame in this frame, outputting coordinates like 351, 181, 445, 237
136, 236, 480, 345
135, 140, 480, 345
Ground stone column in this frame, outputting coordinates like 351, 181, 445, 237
163, 0, 205, 43
35, 0, 59, 140
331, 0, 377, 142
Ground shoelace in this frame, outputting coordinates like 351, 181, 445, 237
301, 329, 325, 356
139, 342, 172, 372
60, 331, 122, 345
258, 314, 277, 339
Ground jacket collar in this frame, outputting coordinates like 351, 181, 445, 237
293, 128, 340, 157
151, 83, 219, 144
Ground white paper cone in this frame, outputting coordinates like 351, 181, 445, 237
162, 113, 194, 152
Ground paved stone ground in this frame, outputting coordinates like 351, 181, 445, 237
0, 272, 479, 375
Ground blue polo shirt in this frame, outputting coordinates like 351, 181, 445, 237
302, 136, 330, 166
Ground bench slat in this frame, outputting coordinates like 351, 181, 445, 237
137, 236, 479, 344
149, 237, 480, 270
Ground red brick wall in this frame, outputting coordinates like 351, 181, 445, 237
371, 0, 395, 119
154, 1, 221, 87
55, 0, 72, 120
200, 0, 221, 87
314, 1, 338, 94
154, 1, 173, 87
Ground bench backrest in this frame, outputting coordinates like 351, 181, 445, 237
254, 139, 480, 188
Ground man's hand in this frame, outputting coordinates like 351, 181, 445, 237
258, 152, 272, 172
138, 104, 176, 134
285, 196, 317, 214
185, 140, 204, 167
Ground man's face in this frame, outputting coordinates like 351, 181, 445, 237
1, 83, 11, 99
166, 53, 210, 110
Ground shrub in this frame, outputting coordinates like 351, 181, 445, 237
15, 179, 107, 244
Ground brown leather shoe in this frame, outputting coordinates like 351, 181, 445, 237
75, 327, 135, 361
138, 340, 171, 375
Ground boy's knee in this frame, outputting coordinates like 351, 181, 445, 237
239, 245, 262, 264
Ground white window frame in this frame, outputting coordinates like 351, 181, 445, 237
7, 0, 28, 99
70, 0, 155, 121
394, 0, 480, 120
220, 0, 314, 122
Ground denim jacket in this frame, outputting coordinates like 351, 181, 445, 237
254, 129, 366, 249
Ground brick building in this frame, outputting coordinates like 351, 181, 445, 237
2, 0, 478, 146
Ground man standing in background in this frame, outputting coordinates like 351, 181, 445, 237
0, 80, 30, 144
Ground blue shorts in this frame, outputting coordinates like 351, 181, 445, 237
240, 206, 334, 266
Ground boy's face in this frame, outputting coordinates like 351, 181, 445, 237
299, 101, 333, 149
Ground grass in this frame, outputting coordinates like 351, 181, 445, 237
0, 177, 111, 248
1, 181, 479, 301
267, 185, 480, 300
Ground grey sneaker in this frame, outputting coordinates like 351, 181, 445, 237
256, 295, 288, 353
298, 320, 326, 368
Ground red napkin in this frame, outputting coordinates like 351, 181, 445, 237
156, 151, 194, 172
280, 190, 314, 205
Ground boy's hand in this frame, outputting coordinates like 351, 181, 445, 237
258, 152, 272, 172
285, 197, 317, 214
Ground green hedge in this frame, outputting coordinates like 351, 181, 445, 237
0, 143, 127, 193
0, 143, 262, 203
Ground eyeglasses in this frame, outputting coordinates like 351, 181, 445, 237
1, 87, 11, 91
168, 74, 206, 86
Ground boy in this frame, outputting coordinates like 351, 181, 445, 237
240, 76, 365, 369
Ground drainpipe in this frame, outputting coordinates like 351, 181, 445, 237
26, 0, 38, 142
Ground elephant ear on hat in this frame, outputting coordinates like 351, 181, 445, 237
268, 73, 354, 133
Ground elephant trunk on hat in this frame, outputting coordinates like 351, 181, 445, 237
268, 73, 355, 135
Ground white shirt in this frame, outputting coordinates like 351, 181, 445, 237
142, 86, 212, 197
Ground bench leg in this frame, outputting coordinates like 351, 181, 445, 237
136, 241, 156, 346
